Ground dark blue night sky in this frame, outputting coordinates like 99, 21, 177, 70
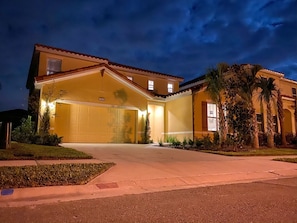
0, 0, 296, 111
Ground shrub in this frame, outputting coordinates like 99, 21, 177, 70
258, 133, 267, 146
182, 137, 188, 148
158, 138, 163, 147
202, 135, 213, 149
274, 133, 282, 146
213, 131, 220, 145
195, 138, 203, 148
291, 135, 297, 145
12, 116, 62, 146
12, 116, 35, 143
188, 138, 194, 147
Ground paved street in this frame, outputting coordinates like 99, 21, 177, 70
0, 177, 296, 223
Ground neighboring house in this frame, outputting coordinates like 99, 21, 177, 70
180, 69, 297, 139
26, 44, 297, 143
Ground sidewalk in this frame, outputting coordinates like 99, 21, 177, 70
1, 149, 297, 207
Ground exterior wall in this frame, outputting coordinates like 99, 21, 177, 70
38, 52, 98, 76
165, 94, 193, 141
38, 70, 149, 143
113, 68, 180, 95
192, 88, 215, 139
148, 102, 165, 143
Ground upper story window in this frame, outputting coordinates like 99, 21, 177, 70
168, 83, 173, 93
127, 76, 133, 81
47, 58, 61, 75
292, 88, 296, 98
148, 80, 154, 91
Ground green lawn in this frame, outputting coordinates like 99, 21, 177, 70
199, 148, 297, 156
0, 163, 115, 189
0, 142, 92, 160
0, 142, 115, 189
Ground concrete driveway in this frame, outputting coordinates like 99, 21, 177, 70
63, 143, 297, 189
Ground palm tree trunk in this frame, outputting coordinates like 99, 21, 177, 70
267, 102, 274, 148
251, 101, 259, 149
218, 100, 227, 146
277, 90, 286, 145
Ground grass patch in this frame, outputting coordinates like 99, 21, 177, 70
0, 142, 92, 160
0, 163, 115, 189
273, 157, 297, 164
199, 148, 297, 156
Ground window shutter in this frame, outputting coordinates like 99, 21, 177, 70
202, 101, 207, 131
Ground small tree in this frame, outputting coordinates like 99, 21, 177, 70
39, 105, 50, 136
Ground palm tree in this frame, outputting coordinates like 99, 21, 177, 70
234, 64, 262, 149
277, 89, 287, 146
205, 63, 229, 146
257, 77, 277, 148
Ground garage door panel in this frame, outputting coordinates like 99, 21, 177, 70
55, 103, 136, 143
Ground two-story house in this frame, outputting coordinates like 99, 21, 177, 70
26, 44, 297, 144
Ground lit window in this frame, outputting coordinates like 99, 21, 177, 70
127, 76, 133, 81
168, 83, 173, 93
47, 58, 61, 75
148, 80, 154, 90
207, 103, 217, 131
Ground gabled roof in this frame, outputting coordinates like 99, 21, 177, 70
35, 63, 156, 99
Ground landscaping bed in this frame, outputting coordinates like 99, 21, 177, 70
0, 163, 115, 189
273, 157, 297, 164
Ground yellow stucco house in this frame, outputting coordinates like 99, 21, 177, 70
26, 44, 297, 143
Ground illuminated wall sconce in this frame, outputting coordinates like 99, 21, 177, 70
99, 97, 105, 101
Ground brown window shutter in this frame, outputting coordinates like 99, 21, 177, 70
202, 101, 207, 131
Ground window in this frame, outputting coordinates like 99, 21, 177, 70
207, 103, 217, 131
168, 83, 173, 93
148, 80, 154, 90
202, 102, 218, 131
257, 114, 264, 132
292, 88, 296, 98
127, 76, 133, 81
47, 58, 61, 75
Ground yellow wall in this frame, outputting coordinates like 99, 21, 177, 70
40, 71, 148, 111
148, 102, 165, 143
39, 69, 151, 142
165, 94, 193, 141
38, 52, 98, 76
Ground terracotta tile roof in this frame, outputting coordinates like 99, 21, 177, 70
35, 63, 156, 98
35, 44, 108, 62
109, 61, 184, 81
